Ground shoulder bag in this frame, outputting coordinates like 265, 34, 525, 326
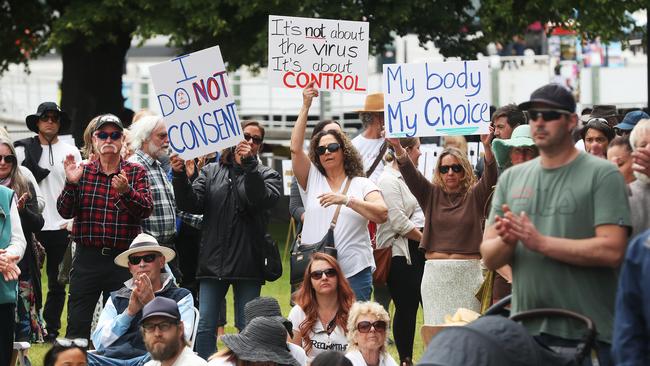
289, 178, 352, 285
365, 141, 392, 285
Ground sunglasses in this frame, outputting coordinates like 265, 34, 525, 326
95, 131, 123, 140
357, 320, 387, 333
528, 109, 571, 122
439, 164, 462, 174
141, 320, 179, 333
128, 253, 159, 266
244, 133, 263, 145
55, 338, 88, 348
39, 113, 60, 122
316, 143, 341, 156
310, 268, 337, 280
0, 155, 17, 164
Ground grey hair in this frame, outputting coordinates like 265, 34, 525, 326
630, 119, 650, 151
128, 115, 164, 151
359, 112, 375, 128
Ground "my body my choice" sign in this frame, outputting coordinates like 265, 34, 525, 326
268, 15, 369, 93
383, 60, 491, 137
149, 46, 242, 160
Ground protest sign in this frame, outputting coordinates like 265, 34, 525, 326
383, 60, 491, 138
149, 46, 242, 160
282, 160, 294, 196
268, 15, 369, 93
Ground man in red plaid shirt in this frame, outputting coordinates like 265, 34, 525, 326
57, 114, 154, 340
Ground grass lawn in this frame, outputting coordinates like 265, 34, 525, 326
25, 220, 426, 365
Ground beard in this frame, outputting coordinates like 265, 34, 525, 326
148, 338, 182, 361
634, 170, 650, 184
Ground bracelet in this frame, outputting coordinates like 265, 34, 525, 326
395, 150, 407, 160
345, 196, 353, 207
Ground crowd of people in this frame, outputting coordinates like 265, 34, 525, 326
0, 80, 649, 366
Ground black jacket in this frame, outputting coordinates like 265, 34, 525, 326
14, 137, 50, 182
172, 156, 281, 281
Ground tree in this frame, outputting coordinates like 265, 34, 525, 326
2, 0, 646, 145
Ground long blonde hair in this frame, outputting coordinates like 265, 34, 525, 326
432, 147, 477, 195
0, 139, 30, 198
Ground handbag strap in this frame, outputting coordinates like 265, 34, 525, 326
330, 177, 352, 229
365, 141, 388, 178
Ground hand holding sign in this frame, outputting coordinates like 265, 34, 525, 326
385, 137, 406, 157
303, 81, 319, 108
170, 154, 185, 174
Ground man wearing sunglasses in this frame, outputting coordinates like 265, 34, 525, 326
481, 84, 631, 366
15, 102, 82, 342
58, 114, 154, 342
88, 233, 193, 366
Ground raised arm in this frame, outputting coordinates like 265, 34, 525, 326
291, 82, 318, 190
171, 154, 207, 214
386, 138, 433, 208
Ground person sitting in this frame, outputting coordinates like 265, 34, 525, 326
142, 297, 207, 366
345, 301, 398, 366
208, 317, 300, 366
288, 253, 355, 361
89, 233, 194, 366
43, 339, 88, 366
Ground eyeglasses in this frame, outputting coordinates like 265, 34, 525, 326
128, 253, 159, 266
141, 320, 179, 333
95, 131, 123, 141
316, 143, 341, 155
0, 155, 17, 164
510, 147, 537, 158
39, 113, 60, 123
243, 133, 263, 145
439, 164, 462, 174
357, 320, 387, 333
528, 109, 571, 122
310, 268, 337, 280
55, 338, 88, 348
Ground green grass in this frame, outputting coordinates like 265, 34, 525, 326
24, 220, 426, 365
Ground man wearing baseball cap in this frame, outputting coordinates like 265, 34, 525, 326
57, 114, 154, 341
481, 83, 631, 365
88, 233, 193, 366
14, 102, 81, 341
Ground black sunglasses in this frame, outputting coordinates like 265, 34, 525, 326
141, 320, 179, 333
357, 320, 387, 333
528, 109, 571, 122
95, 131, 123, 141
0, 155, 17, 164
128, 253, 159, 266
316, 143, 341, 156
439, 164, 462, 174
244, 133, 263, 145
310, 268, 337, 280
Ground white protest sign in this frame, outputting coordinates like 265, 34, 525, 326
268, 15, 369, 93
383, 60, 491, 138
282, 159, 294, 196
149, 46, 242, 160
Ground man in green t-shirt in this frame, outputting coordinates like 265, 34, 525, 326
481, 84, 630, 366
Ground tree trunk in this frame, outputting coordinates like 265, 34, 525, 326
60, 31, 132, 146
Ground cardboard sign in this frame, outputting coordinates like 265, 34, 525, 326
383, 60, 491, 138
149, 46, 242, 160
268, 15, 369, 93
282, 159, 294, 196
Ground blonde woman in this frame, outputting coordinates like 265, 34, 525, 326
345, 302, 397, 366
386, 132, 496, 326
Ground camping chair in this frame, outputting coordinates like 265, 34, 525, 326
188, 307, 200, 350
11, 342, 30, 366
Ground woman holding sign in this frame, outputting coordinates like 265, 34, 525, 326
386, 130, 497, 326
290, 82, 387, 302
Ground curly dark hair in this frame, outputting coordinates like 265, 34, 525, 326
308, 130, 364, 178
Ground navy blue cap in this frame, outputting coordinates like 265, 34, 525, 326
518, 84, 576, 113
140, 297, 180, 323
615, 110, 650, 131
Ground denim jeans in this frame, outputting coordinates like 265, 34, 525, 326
535, 333, 612, 366
195, 279, 261, 359
347, 267, 372, 301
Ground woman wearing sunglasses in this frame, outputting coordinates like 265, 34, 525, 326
582, 118, 615, 159
291, 82, 387, 301
386, 131, 497, 327
345, 301, 397, 366
289, 253, 355, 361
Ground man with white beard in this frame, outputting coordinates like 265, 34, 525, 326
628, 119, 650, 237
57, 114, 153, 339
128, 115, 179, 277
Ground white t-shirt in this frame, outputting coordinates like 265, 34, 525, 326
207, 355, 235, 366
345, 349, 398, 366
352, 134, 385, 183
299, 164, 378, 277
288, 342, 307, 366
288, 305, 348, 360
16, 140, 81, 231
144, 346, 207, 366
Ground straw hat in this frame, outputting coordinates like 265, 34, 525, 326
491, 125, 535, 168
114, 233, 176, 268
221, 317, 299, 366
356, 93, 384, 113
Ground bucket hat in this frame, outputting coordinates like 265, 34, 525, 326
244, 297, 293, 338
356, 93, 384, 113
580, 105, 622, 126
114, 233, 176, 268
221, 317, 299, 366
491, 125, 536, 168
25, 102, 70, 133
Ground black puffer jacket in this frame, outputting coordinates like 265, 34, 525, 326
173, 156, 281, 281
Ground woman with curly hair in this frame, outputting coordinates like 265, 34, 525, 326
345, 301, 397, 366
288, 253, 355, 360
386, 131, 497, 326
290, 81, 387, 301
